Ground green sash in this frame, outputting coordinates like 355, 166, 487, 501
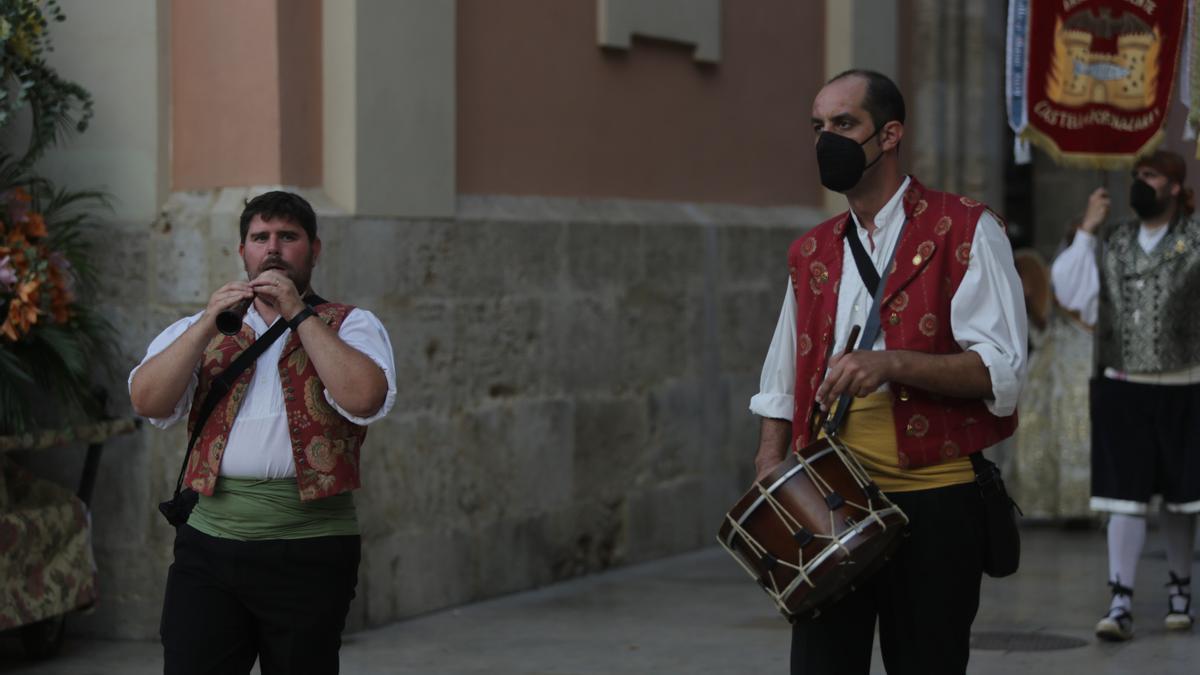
188, 477, 358, 541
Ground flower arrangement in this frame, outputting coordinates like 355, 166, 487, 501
0, 0, 109, 435
0, 175, 110, 434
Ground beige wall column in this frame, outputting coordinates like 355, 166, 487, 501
824, 0, 899, 81
909, 0, 1007, 208
822, 0, 900, 213
36, 0, 171, 222
323, 0, 455, 217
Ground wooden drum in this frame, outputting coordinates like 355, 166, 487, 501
717, 435, 909, 622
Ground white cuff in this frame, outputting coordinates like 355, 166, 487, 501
749, 393, 794, 421
324, 353, 397, 425
968, 344, 1020, 417
127, 364, 194, 429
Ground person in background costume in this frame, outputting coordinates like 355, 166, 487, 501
129, 191, 397, 674
1010, 242, 1093, 522
750, 70, 1027, 674
1052, 150, 1199, 641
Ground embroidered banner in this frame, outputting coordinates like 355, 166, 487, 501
1007, 0, 1033, 163
1023, 0, 1188, 168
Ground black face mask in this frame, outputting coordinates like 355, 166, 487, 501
1129, 179, 1167, 221
816, 128, 883, 193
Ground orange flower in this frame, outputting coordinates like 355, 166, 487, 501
17, 279, 39, 304
2, 295, 39, 341
23, 213, 46, 238
0, 318, 17, 341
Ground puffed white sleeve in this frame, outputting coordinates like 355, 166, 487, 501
1050, 230, 1100, 326
127, 313, 204, 429
326, 308, 398, 425
749, 280, 798, 421
949, 212, 1028, 417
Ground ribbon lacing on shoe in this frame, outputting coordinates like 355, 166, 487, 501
1166, 572, 1191, 615
1109, 580, 1134, 599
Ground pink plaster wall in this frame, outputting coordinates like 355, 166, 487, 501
456, 0, 824, 207
172, 0, 322, 190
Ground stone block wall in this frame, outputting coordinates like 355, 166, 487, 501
19, 190, 822, 638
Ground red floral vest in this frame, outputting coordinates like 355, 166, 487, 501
184, 303, 368, 501
787, 178, 1017, 469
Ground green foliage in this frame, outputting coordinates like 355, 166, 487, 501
0, 1, 109, 435
0, 0, 95, 168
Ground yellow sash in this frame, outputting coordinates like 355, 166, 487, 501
822, 392, 975, 492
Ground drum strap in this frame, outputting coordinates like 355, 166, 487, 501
824, 217, 908, 436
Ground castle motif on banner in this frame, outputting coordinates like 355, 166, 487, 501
1047, 8, 1160, 110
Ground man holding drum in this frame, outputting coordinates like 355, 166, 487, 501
750, 70, 1026, 673
129, 191, 397, 674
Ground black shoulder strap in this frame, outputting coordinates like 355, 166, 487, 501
823, 218, 908, 436
846, 221, 881, 297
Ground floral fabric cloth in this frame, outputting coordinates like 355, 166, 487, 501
0, 456, 97, 629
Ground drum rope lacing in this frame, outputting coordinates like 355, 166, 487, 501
721, 435, 904, 613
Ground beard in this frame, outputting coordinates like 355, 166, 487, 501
248, 253, 314, 296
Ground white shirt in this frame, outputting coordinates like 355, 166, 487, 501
1052, 224, 1200, 383
749, 177, 1028, 421
128, 304, 397, 479
1050, 225, 1170, 327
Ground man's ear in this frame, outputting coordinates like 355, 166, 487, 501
1171, 182, 1182, 198
311, 237, 322, 265
880, 120, 904, 152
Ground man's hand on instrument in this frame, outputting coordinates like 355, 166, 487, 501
201, 281, 254, 328
816, 350, 896, 410
1081, 187, 1110, 234
250, 270, 305, 320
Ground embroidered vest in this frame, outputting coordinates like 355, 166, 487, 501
183, 303, 368, 501
787, 178, 1018, 469
1096, 216, 1200, 373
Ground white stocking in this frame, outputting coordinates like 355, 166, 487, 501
1107, 514, 1146, 612
1162, 509, 1196, 613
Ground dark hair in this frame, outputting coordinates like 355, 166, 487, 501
827, 69, 906, 130
1134, 150, 1195, 216
239, 191, 318, 242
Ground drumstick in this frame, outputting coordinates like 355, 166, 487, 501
811, 324, 862, 437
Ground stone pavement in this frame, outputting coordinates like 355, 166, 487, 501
1, 526, 1197, 674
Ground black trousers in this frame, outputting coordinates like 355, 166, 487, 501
790, 482, 986, 675
1091, 377, 1200, 508
161, 524, 360, 675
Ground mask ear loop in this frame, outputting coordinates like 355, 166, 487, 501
859, 124, 887, 173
